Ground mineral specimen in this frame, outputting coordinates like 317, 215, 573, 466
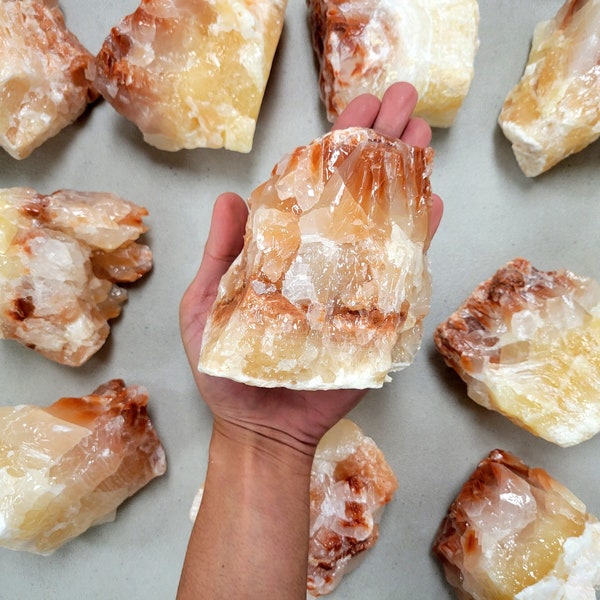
0, 187, 152, 366
198, 126, 434, 389
307, 0, 480, 127
433, 449, 600, 599
307, 419, 398, 596
0, 379, 166, 555
434, 258, 600, 447
95, 0, 287, 152
498, 0, 600, 177
0, 0, 97, 159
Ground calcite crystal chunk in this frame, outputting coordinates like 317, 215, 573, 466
0, 188, 152, 366
95, 0, 287, 152
307, 0, 480, 127
307, 419, 398, 597
433, 449, 600, 599
199, 127, 434, 389
0, 0, 97, 159
498, 0, 600, 177
0, 379, 166, 555
434, 258, 600, 447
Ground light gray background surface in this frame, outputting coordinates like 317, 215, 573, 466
1, 1, 599, 598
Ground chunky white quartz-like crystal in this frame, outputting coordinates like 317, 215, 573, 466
434, 258, 600, 447
0, 188, 152, 366
199, 127, 434, 389
498, 0, 600, 176
0, 379, 166, 555
307, 0, 480, 126
0, 0, 97, 159
433, 449, 600, 600
95, 0, 287, 152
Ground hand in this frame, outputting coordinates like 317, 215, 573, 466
179, 81, 443, 457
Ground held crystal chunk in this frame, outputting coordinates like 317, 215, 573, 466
198, 127, 434, 390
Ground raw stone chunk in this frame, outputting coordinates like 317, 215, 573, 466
433, 449, 600, 599
95, 0, 287, 152
199, 126, 434, 390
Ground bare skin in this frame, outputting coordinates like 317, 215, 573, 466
177, 82, 443, 600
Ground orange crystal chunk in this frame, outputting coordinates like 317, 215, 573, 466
0, 0, 97, 159
0, 187, 152, 366
308, 0, 480, 126
95, 0, 287, 152
0, 379, 166, 555
433, 449, 600, 599
434, 258, 600, 447
498, 0, 600, 176
308, 419, 398, 596
198, 127, 434, 389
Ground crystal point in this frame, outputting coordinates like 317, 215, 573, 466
199, 127, 434, 389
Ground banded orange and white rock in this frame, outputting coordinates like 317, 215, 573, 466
0, 379, 166, 555
95, 0, 287, 152
434, 258, 600, 447
0, 0, 97, 159
198, 127, 434, 389
0, 188, 152, 366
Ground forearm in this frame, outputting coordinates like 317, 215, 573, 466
177, 421, 315, 600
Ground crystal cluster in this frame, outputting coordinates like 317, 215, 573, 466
94, 0, 287, 152
0, 379, 166, 555
498, 0, 600, 177
0, 0, 97, 159
307, 0, 480, 126
307, 419, 398, 596
433, 449, 600, 599
434, 258, 600, 447
199, 127, 434, 389
0, 188, 152, 366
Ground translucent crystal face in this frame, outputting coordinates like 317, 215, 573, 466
434, 258, 600, 447
308, 419, 398, 596
95, 0, 287, 152
433, 450, 600, 600
0, 380, 166, 555
498, 0, 600, 176
307, 0, 480, 126
0, 188, 152, 366
199, 127, 434, 389
0, 0, 97, 159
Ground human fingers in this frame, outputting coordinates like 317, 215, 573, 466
371, 82, 419, 139
179, 192, 248, 361
400, 117, 432, 147
331, 93, 381, 131
430, 194, 444, 240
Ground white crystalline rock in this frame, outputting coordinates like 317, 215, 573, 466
308, 0, 480, 126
